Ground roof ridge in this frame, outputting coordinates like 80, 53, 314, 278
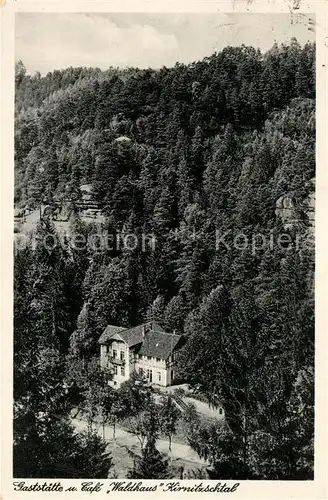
121, 324, 145, 333
106, 324, 126, 329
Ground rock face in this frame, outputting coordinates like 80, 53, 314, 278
275, 190, 315, 229
76, 184, 104, 221
114, 136, 131, 143
303, 192, 315, 225
49, 184, 105, 223
275, 194, 296, 227
14, 183, 106, 236
80, 184, 94, 202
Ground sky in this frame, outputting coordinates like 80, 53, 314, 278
15, 12, 315, 75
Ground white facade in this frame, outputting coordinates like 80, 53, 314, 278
134, 355, 171, 387
100, 337, 178, 388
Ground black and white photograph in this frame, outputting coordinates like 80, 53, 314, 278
8, 5, 319, 484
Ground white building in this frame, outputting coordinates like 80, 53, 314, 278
98, 321, 184, 388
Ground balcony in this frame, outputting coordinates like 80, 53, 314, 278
108, 356, 125, 366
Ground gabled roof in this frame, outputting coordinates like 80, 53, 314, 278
117, 325, 143, 347
137, 330, 183, 360
119, 321, 164, 347
98, 325, 126, 344
98, 321, 164, 346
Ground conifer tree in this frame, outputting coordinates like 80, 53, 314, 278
127, 403, 171, 479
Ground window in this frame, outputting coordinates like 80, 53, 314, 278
146, 369, 153, 382
120, 350, 125, 361
219, 408, 223, 415
157, 372, 161, 382
156, 357, 161, 363
112, 349, 117, 358
135, 353, 139, 360
138, 368, 143, 376
147, 356, 152, 361
120, 366, 125, 377
113, 365, 118, 375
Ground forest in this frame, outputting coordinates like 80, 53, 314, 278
14, 39, 315, 479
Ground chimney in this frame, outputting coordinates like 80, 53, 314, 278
142, 325, 146, 338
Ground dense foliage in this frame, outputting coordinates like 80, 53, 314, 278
13, 233, 113, 477
14, 38, 315, 479
127, 407, 171, 479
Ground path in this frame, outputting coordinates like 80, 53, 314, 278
71, 416, 207, 477
72, 417, 206, 464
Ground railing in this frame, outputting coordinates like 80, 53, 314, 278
108, 356, 125, 366
171, 393, 190, 413
171, 394, 223, 423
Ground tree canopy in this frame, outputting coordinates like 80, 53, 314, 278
14, 40, 315, 479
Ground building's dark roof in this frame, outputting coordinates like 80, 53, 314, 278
118, 325, 144, 347
137, 330, 183, 360
98, 321, 182, 359
98, 325, 126, 344
119, 321, 164, 347
98, 321, 164, 347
